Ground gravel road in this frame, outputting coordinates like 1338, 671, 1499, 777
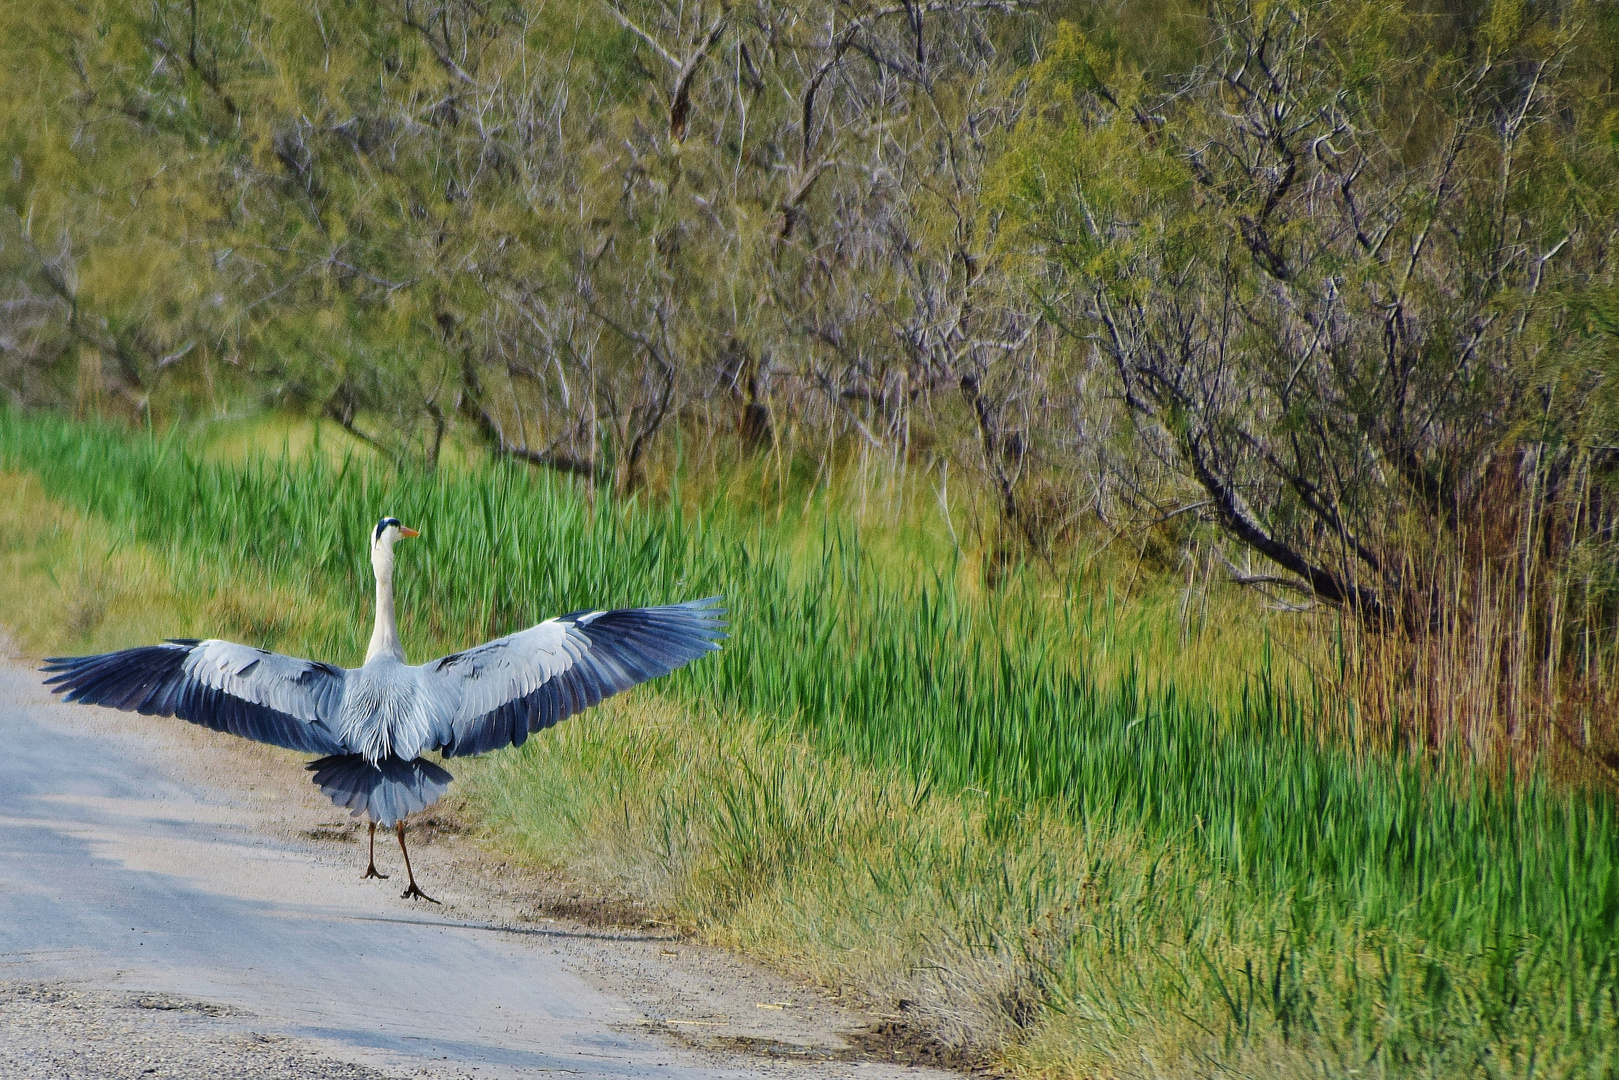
0, 662, 942, 1080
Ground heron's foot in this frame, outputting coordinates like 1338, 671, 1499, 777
401, 881, 439, 904
362, 864, 389, 880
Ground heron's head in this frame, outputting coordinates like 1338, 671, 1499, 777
370, 516, 420, 573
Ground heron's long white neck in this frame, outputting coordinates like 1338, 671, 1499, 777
366, 542, 405, 664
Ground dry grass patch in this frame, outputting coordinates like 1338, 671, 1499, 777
459, 697, 1313, 1076
0, 470, 344, 661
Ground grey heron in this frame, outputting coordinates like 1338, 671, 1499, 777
42, 516, 726, 902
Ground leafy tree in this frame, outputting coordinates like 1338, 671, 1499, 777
1000, 0, 1619, 737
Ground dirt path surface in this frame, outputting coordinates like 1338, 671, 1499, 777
0, 662, 943, 1080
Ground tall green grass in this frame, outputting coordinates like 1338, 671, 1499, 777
5, 407, 1619, 1078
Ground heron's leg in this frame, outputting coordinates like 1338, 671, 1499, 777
395, 821, 439, 904
362, 822, 389, 879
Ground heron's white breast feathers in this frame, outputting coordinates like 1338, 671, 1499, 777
338, 659, 445, 763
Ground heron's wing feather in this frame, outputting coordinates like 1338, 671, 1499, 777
42, 640, 346, 755
423, 597, 726, 758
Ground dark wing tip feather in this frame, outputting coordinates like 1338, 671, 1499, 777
40, 643, 193, 696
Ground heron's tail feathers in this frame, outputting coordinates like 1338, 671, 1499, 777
306, 755, 454, 827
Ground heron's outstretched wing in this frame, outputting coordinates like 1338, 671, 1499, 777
424, 597, 726, 758
42, 640, 347, 755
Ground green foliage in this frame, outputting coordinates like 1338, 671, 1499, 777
0, 0, 1051, 493
7, 408, 1619, 1078
989, 0, 1619, 753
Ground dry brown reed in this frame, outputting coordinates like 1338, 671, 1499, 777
1328, 449, 1619, 784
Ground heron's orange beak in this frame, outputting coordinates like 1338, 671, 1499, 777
399, 526, 421, 538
